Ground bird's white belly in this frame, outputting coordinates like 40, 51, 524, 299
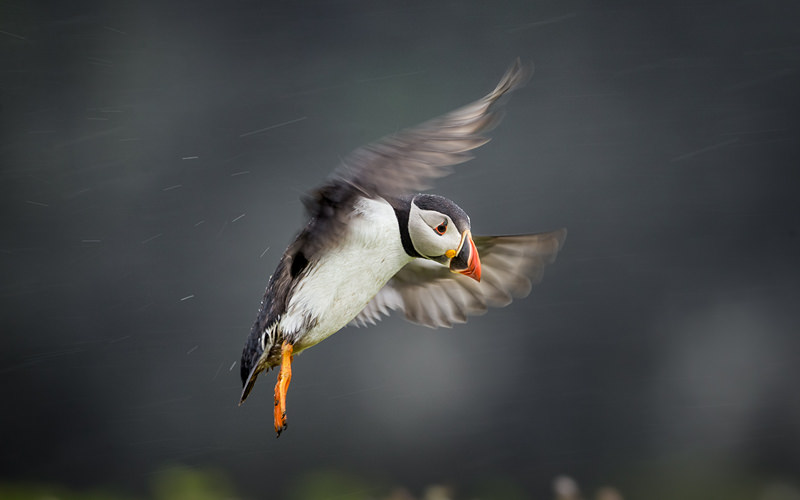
282, 198, 412, 353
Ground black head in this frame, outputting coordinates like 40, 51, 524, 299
406, 194, 481, 281
412, 194, 471, 234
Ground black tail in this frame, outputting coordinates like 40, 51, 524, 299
238, 329, 264, 405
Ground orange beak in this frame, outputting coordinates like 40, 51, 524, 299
449, 230, 481, 282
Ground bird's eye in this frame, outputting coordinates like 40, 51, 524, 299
434, 221, 447, 235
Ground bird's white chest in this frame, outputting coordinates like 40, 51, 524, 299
282, 197, 412, 352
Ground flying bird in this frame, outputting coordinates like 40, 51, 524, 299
239, 59, 566, 436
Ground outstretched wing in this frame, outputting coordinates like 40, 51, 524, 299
300, 59, 532, 259
325, 58, 531, 199
352, 229, 567, 328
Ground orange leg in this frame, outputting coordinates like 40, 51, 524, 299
273, 341, 293, 437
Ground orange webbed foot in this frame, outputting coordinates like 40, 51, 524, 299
273, 341, 293, 437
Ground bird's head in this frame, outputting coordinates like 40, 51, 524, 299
407, 194, 481, 281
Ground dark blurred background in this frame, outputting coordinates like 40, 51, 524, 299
2, 1, 800, 499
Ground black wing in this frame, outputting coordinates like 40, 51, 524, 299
239, 235, 304, 402
351, 229, 566, 328
300, 58, 532, 260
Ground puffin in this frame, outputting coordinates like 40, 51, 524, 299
239, 59, 566, 436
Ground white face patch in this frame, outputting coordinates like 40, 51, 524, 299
408, 203, 463, 259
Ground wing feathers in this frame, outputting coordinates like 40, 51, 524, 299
311, 58, 530, 204
301, 59, 531, 262
351, 229, 566, 329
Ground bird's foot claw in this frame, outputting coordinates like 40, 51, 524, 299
274, 418, 287, 438
273, 399, 287, 437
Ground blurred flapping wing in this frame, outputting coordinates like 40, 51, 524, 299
300, 59, 532, 258
352, 229, 567, 328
